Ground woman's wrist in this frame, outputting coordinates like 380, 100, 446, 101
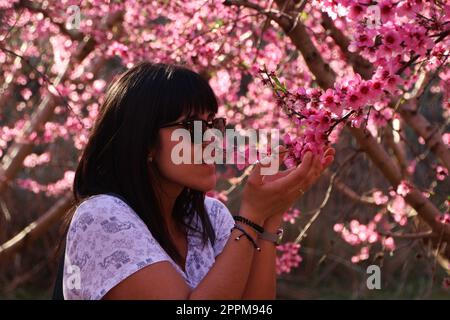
238, 206, 265, 226
237, 209, 283, 231
263, 214, 283, 233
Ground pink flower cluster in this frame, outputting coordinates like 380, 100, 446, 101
266, 69, 396, 168
437, 213, 450, 225
276, 242, 302, 275
16, 170, 74, 196
282, 207, 301, 224
23, 152, 51, 168
334, 211, 397, 263
334, 217, 380, 246
314, 0, 449, 108
435, 165, 448, 181
396, 180, 412, 197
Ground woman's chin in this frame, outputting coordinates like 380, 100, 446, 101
187, 177, 216, 192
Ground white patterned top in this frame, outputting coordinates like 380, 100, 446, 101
63, 194, 235, 300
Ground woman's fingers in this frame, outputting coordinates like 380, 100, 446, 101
305, 154, 322, 183
269, 151, 314, 191
287, 153, 326, 197
257, 148, 336, 206
260, 148, 335, 195
322, 155, 334, 167
262, 166, 296, 183
319, 148, 335, 169
323, 147, 335, 156
247, 161, 264, 186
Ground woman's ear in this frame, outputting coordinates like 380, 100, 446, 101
148, 149, 156, 163
148, 137, 161, 164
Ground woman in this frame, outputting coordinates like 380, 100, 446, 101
59, 62, 335, 299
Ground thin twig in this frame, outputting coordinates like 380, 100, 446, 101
377, 229, 433, 239
295, 150, 361, 244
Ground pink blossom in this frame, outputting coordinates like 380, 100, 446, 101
93, 79, 106, 93
348, 4, 364, 20
107, 42, 129, 59
276, 243, 302, 275
383, 30, 401, 50
379, 0, 396, 22
437, 214, 450, 225
397, 0, 424, 18
436, 166, 448, 181
383, 236, 396, 251
23, 152, 51, 168
345, 91, 363, 110
333, 223, 344, 232
283, 208, 301, 224
373, 191, 389, 205
320, 89, 338, 109
390, 195, 408, 226
21, 88, 33, 101
354, 32, 375, 48
442, 133, 450, 147
396, 180, 412, 196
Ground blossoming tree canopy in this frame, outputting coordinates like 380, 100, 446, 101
0, 0, 449, 283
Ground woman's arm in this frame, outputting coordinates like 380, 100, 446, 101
241, 215, 282, 300
241, 147, 336, 299
103, 215, 262, 300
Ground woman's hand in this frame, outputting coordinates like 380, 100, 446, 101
239, 146, 335, 225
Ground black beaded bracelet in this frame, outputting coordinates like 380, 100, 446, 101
231, 223, 261, 251
233, 215, 265, 233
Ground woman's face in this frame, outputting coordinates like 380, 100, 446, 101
151, 112, 217, 192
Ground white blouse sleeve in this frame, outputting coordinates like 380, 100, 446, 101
204, 196, 235, 257
63, 195, 172, 300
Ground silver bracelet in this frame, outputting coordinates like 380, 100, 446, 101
258, 228, 284, 245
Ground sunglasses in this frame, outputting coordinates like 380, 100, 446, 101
159, 117, 227, 144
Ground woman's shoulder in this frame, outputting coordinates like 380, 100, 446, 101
204, 195, 232, 218
67, 194, 148, 241
67, 194, 155, 252
204, 195, 234, 231
64, 194, 171, 300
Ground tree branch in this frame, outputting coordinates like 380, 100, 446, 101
323, 171, 382, 207
0, 192, 73, 264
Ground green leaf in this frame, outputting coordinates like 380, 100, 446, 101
299, 11, 308, 22
271, 75, 287, 94
213, 19, 224, 29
